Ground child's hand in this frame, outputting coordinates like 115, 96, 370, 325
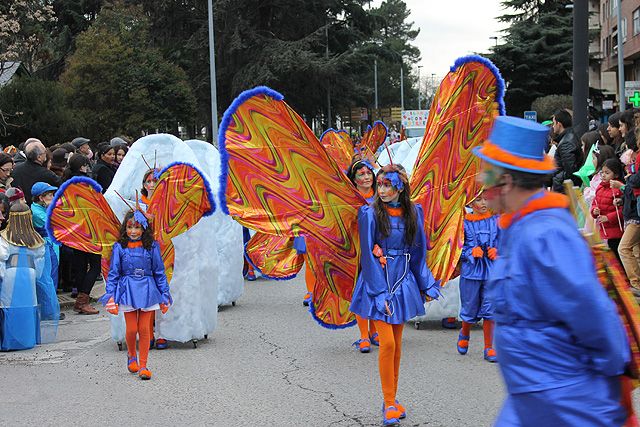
106, 297, 118, 315
160, 303, 170, 314
614, 198, 623, 206
593, 207, 600, 216
597, 215, 609, 224
471, 246, 484, 258
487, 247, 498, 260
611, 180, 624, 190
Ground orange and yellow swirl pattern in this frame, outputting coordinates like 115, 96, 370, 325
220, 87, 366, 318
320, 130, 354, 172
245, 232, 304, 279
149, 162, 215, 282
359, 121, 387, 157
410, 57, 504, 284
47, 177, 120, 258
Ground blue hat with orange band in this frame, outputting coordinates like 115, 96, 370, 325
473, 116, 556, 174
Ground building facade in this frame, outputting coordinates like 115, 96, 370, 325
600, 0, 640, 108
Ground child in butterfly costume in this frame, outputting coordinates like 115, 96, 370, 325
46, 163, 215, 356
101, 208, 171, 380
350, 165, 440, 426
457, 192, 499, 362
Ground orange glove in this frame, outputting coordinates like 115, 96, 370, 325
105, 297, 118, 315
159, 303, 170, 314
373, 244, 387, 268
471, 246, 484, 258
372, 244, 384, 258
487, 247, 498, 260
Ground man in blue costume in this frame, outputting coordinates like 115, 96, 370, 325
473, 116, 630, 426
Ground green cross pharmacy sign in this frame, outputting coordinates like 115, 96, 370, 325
630, 91, 640, 108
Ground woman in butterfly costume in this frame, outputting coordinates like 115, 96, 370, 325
224, 55, 505, 334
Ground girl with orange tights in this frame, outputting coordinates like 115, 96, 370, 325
100, 209, 172, 380
349, 165, 440, 425
347, 159, 379, 353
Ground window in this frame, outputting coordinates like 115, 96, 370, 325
623, 18, 628, 42
634, 8, 640, 35
612, 0, 617, 17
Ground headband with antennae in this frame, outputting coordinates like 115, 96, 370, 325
114, 190, 135, 211
141, 154, 153, 171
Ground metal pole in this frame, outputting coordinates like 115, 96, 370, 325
207, 0, 219, 143
400, 63, 404, 110
572, 0, 589, 136
417, 66, 422, 110
617, 0, 625, 112
326, 23, 332, 128
374, 59, 378, 110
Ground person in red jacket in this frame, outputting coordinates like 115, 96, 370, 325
591, 158, 625, 261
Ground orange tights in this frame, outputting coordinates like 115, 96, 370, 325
305, 265, 315, 294
372, 320, 404, 407
125, 310, 154, 368
356, 315, 377, 340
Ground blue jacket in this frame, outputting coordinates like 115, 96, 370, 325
461, 213, 499, 280
349, 204, 439, 324
100, 241, 171, 309
491, 195, 629, 395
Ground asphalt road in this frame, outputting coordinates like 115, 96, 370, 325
1, 272, 637, 426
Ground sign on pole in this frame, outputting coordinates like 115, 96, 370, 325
625, 81, 640, 98
524, 111, 537, 122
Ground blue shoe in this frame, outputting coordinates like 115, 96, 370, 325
381, 402, 406, 420
381, 405, 401, 426
484, 347, 497, 363
127, 356, 139, 373
155, 338, 168, 350
246, 271, 257, 281
369, 332, 380, 346
441, 317, 458, 329
457, 332, 469, 355
352, 338, 370, 353
303, 292, 312, 307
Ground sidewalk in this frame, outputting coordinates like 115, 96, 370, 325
57, 279, 106, 309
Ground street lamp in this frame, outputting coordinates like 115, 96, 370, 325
207, 0, 219, 143
417, 65, 423, 110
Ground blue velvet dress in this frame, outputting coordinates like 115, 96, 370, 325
491, 193, 629, 426
459, 214, 499, 323
349, 204, 439, 324
100, 241, 171, 312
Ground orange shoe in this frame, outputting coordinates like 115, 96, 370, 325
138, 367, 152, 380
127, 356, 139, 373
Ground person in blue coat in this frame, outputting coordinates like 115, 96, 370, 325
474, 116, 630, 427
99, 208, 172, 380
457, 192, 499, 362
0, 202, 46, 351
349, 164, 440, 426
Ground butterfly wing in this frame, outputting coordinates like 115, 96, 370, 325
360, 120, 388, 157
410, 55, 505, 284
219, 87, 365, 328
245, 232, 304, 280
320, 129, 354, 171
46, 176, 121, 278
147, 162, 215, 282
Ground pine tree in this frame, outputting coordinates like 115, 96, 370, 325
489, 0, 573, 116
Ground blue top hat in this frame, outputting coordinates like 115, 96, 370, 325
473, 116, 556, 174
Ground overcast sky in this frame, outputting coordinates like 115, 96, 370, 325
371, 0, 509, 79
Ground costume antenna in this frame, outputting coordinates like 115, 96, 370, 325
141, 155, 153, 171
113, 190, 135, 211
